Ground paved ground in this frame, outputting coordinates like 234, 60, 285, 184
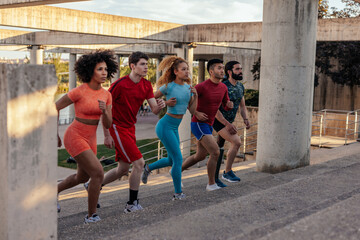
58, 142, 360, 240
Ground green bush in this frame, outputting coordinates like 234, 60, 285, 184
244, 89, 259, 107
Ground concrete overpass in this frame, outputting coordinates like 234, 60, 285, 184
1, 1, 359, 239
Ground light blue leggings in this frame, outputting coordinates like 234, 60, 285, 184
148, 114, 183, 194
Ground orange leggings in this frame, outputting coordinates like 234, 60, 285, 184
64, 119, 97, 157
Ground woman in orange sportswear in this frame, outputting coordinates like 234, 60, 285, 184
56, 49, 118, 223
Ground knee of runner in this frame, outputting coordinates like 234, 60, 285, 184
92, 168, 104, 182
132, 160, 145, 172
233, 139, 241, 149
77, 176, 90, 184
209, 148, 220, 158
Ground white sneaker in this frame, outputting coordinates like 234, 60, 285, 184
172, 192, 186, 200
169, 169, 184, 188
124, 199, 143, 213
84, 213, 101, 224
206, 183, 222, 191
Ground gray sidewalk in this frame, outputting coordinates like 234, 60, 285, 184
58, 142, 360, 239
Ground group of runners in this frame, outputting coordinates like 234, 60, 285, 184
56, 50, 250, 223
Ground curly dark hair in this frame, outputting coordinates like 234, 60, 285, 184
74, 49, 119, 83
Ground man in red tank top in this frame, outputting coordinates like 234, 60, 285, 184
102, 52, 165, 212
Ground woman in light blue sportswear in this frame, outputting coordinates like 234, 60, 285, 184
141, 56, 197, 200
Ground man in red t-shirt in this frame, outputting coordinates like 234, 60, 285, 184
101, 52, 165, 212
182, 59, 235, 191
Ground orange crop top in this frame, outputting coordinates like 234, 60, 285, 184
67, 83, 112, 120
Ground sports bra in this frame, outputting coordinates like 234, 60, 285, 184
67, 83, 112, 120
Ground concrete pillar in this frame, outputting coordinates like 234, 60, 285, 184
198, 59, 206, 83
187, 45, 194, 85
156, 58, 161, 82
28, 45, 44, 65
256, 0, 318, 173
175, 44, 192, 158
112, 54, 121, 83
0, 64, 58, 240
68, 53, 77, 122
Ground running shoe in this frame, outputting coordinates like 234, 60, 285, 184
84, 182, 101, 208
124, 199, 143, 213
84, 213, 101, 224
141, 164, 151, 184
57, 201, 61, 213
215, 178, 227, 188
169, 168, 184, 188
206, 183, 221, 191
172, 192, 186, 200
222, 170, 241, 182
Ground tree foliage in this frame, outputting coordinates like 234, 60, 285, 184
318, 0, 329, 19
319, 0, 360, 18
316, 41, 360, 86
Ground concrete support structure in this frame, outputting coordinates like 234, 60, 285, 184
68, 53, 77, 121
0, 0, 85, 9
0, 64, 57, 240
256, 0, 318, 173
198, 59, 206, 84
176, 45, 192, 158
28, 45, 43, 65
112, 54, 121, 83
186, 44, 194, 85
156, 58, 161, 82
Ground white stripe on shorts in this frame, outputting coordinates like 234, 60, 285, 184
112, 124, 131, 163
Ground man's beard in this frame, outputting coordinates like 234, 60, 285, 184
232, 72, 243, 81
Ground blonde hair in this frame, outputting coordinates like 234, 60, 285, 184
157, 56, 191, 87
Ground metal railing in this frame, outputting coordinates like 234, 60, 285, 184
95, 123, 259, 171
312, 109, 360, 146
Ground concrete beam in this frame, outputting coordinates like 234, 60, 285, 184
0, 30, 174, 45
0, 6, 185, 41
0, 0, 86, 9
185, 22, 263, 43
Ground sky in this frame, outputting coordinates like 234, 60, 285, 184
0, 0, 347, 59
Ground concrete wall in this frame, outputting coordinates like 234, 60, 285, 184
314, 74, 360, 111
223, 49, 261, 90
0, 64, 58, 240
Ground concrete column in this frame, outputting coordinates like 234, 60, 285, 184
112, 54, 121, 83
177, 44, 195, 158
0, 64, 58, 240
198, 59, 206, 83
156, 58, 161, 82
187, 46, 194, 85
256, 0, 318, 173
28, 45, 44, 65
68, 53, 77, 122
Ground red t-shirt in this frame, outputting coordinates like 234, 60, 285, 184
192, 79, 230, 125
109, 75, 154, 128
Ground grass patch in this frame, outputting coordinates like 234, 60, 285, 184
58, 138, 163, 171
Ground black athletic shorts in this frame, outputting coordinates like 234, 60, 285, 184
213, 118, 226, 132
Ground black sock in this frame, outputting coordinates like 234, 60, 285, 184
128, 189, 138, 204
215, 148, 224, 180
